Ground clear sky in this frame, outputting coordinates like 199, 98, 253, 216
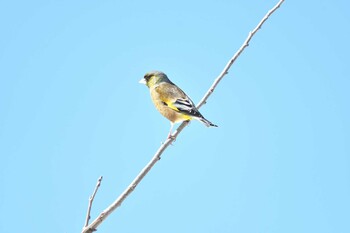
1, 1, 349, 232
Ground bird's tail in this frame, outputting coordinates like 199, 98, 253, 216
196, 117, 218, 127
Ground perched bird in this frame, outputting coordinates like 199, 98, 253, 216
139, 71, 217, 137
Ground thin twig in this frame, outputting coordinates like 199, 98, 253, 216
83, 176, 103, 231
81, 1, 284, 232
197, 0, 284, 109
81, 140, 174, 233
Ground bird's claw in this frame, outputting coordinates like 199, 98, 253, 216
167, 134, 176, 144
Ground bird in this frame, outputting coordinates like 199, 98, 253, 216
139, 71, 217, 138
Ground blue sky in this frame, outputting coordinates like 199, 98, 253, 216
1, 0, 349, 232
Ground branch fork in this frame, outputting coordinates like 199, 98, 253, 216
81, 1, 285, 232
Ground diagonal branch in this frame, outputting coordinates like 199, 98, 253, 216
197, 0, 284, 110
81, 1, 284, 232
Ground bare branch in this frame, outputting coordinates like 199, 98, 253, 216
81, 1, 284, 232
81, 138, 175, 233
82, 176, 103, 232
197, 0, 285, 109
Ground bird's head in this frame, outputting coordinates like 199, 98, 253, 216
139, 71, 171, 88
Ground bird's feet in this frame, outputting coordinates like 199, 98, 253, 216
168, 133, 176, 140
166, 133, 177, 145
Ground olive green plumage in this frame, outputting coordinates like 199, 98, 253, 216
139, 71, 217, 136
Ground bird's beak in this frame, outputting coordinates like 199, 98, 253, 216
139, 78, 146, 85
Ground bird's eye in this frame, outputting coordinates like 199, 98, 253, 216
144, 74, 152, 81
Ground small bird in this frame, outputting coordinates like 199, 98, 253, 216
139, 71, 217, 137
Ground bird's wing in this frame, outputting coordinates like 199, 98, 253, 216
154, 83, 203, 118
